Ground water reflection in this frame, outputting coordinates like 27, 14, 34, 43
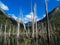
0, 24, 60, 45
0, 31, 60, 45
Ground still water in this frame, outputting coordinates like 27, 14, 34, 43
0, 32, 60, 45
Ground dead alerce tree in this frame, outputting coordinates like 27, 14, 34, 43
34, 3, 38, 39
34, 3, 38, 45
44, 0, 50, 45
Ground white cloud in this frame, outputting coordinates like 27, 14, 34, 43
0, 1, 9, 10
9, 14, 24, 23
12, 14, 17, 20
9, 14, 17, 20
37, 18, 40, 21
24, 17, 31, 23
40, 14, 46, 20
25, 12, 38, 20
9, 12, 41, 23
24, 12, 40, 23
26, 12, 33, 20
24, 12, 34, 23
43, 14, 46, 18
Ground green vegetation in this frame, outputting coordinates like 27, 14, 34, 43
50, 11, 60, 25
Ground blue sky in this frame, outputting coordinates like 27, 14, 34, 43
0, 0, 60, 23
